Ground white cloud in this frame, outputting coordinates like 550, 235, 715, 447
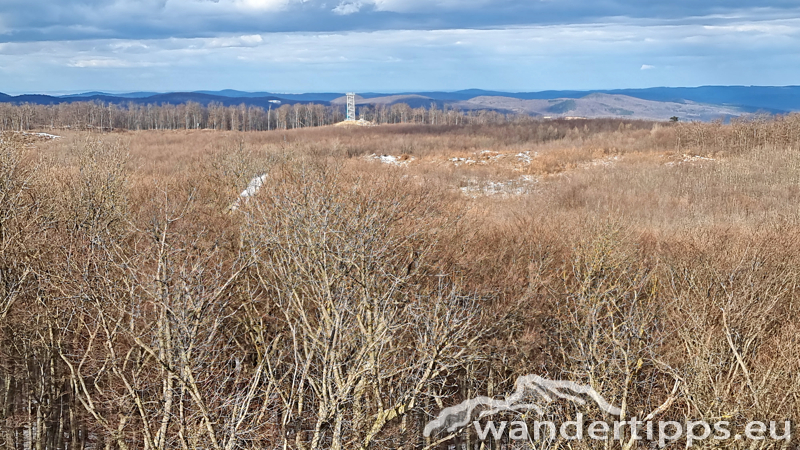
206, 34, 264, 48
68, 58, 155, 68
703, 23, 799, 35
333, 1, 363, 15
109, 42, 151, 51
367, 0, 492, 13
4, 18, 800, 92
235, 0, 292, 11
325, 0, 497, 14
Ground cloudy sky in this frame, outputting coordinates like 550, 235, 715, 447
1, 1, 800, 94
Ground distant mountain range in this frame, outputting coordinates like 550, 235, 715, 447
0, 92, 296, 109
2, 86, 799, 120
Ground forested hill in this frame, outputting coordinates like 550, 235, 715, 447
2, 85, 800, 120
0, 92, 312, 108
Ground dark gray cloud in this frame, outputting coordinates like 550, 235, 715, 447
3, 0, 800, 42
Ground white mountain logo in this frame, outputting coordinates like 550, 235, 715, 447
423, 375, 622, 437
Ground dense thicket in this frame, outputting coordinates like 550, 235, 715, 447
0, 117, 799, 450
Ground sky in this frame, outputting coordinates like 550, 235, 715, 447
1, 1, 800, 94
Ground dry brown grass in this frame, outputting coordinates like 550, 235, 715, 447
1, 117, 799, 449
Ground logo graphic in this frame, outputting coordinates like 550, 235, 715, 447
423, 374, 621, 437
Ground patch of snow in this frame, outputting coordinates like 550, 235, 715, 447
366, 154, 414, 166
4, 131, 62, 140
229, 174, 267, 212
450, 157, 477, 166
240, 174, 267, 198
478, 150, 505, 162
14, 132, 62, 139
448, 151, 521, 166
460, 175, 538, 198
30, 132, 61, 139
516, 151, 536, 164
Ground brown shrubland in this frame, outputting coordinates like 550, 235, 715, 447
0, 115, 799, 449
